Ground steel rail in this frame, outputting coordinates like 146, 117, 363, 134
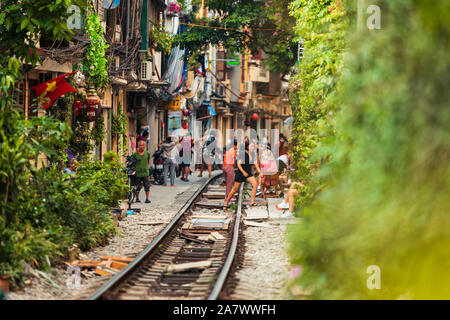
208, 183, 244, 300
87, 173, 222, 300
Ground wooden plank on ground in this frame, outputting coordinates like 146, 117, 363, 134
180, 232, 212, 244
94, 267, 112, 276
191, 218, 227, 224
101, 256, 134, 263
208, 232, 226, 242
137, 221, 167, 226
210, 232, 225, 240
167, 260, 212, 273
111, 261, 128, 270
244, 220, 272, 228
71, 260, 101, 268
190, 215, 228, 220
244, 207, 269, 221
203, 192, 226, 199
183, 223, 227, 230
207, 186, 226, 191
195, 201, 224, 208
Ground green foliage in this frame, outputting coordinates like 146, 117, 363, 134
83, 6, 110, 92
19, 112, 72, 165
69, 118, 93, 160
0, 0, 75, 67
49, 96, 73, 123
289, 0, 347, 206
174, 0, 298, 75
150, 24, 174, 54
0, 0, 119, 285
111, 103, 128, 153
90, 115, 106, 146
288, 0, 450, 299
74, 154, 128, 209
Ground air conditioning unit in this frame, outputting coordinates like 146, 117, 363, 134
139, 61, 152, 81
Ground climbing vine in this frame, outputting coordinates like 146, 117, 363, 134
111, 103, 128, 153
83, 5, 110, 92
90, 115, 106, 146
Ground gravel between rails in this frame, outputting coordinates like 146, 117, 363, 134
6, 179, 206, 300
228, 193, 292, 300
230, 222, 291, 300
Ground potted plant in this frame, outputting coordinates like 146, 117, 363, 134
150, 24, 174, 55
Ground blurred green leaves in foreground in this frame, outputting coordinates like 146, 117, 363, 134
288, 0, 450, 299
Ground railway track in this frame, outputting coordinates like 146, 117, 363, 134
88, 174, 244, 300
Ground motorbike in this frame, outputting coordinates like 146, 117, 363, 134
152, 148, 181, 185
152, 149, 164, 185
125, 155, 137, 207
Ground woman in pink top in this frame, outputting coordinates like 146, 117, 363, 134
223, 140, 237, 198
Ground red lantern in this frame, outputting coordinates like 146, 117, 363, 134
182, 121, 188, 130
251, 113, 259, 121
85, 87, 100, 106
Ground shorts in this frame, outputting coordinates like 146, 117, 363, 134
235, 170, 251, 183
180, 162, 191, 168
135, 176, 150, 192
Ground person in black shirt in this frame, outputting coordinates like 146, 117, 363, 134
223, 140, 260, 209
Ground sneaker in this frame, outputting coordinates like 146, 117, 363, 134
171, 185, 176, 187
135, 199, 141, 203
145, 199, 151, 204
163, 184, 167, 187
276, 201, 289, 210
281, 211, 294, 218
255, 190, 262, 197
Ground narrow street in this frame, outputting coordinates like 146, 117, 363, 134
1, 0, 448, 308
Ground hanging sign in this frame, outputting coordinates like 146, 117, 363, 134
166, 96, 181, 110
168, 111, 182, 135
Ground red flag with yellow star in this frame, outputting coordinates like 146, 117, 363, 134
31, 71, 78, 110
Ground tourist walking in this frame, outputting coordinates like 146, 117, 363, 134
223, 140, 260, 209
179, 132, 194, 181
223, 140, 237, 198
159, 135, 178, 187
